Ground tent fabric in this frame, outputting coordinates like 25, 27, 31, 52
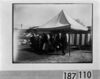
37, 10, 88, 31
65, 33, 91, 46
37, 10, 70, 29
64, 11, 88, 31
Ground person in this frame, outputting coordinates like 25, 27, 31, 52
55, 33, 61, 51
30, 33, 35, 50
35, 34, 40, 51
41, 33, 48, 53
48, 33, 55, 51
38, 34, 43, 52
60, 33, 67, 55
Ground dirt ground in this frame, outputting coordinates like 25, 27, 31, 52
14, 45, 92, 63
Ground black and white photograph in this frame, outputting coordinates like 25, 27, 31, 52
13, 3, 93, 63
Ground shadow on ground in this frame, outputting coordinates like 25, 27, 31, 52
14, 45, 92, 63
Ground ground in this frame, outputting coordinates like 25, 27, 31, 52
14, 45, 92, 63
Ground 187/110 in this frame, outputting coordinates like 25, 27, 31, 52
64, 71, 92, 79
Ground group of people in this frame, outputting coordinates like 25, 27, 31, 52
30, 32, 68, 55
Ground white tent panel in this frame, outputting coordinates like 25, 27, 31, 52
82, 34, 85, 45
76, 34, 80, 45
38, 10, 70, 29
37, 10, 88, 31
66, 34, 69, 42
88, 33, 91, 43
64, 11, 88, 31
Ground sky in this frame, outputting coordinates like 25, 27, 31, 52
14, 3, 92, 29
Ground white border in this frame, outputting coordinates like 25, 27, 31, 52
0, 0, 100, 71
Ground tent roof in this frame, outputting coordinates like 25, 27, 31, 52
63, 11, 88, 31
38, 10, 70, 29
37, 10, 88, 31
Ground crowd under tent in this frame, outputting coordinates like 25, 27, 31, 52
31, 10, 91, 55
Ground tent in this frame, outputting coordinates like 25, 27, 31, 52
35, 10, 89, 55
36, 10, 88, 32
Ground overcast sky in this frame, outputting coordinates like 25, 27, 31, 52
14, 3, 92, 29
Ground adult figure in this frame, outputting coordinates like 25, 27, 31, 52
48, 33, 55, 51
42, 33, 48, 53
55, 33, 61, 51
60, 32, 67, 55
30, 33, 35, 50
